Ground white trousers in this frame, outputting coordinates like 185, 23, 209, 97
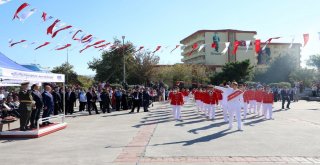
243, 102, 248, 119
248, 100, 256, 114
229, 104, 242, 130
221, 101, 229, 122
172, 105, 181, 120
262, 103, 273, 119
196, 100, 201, 110
256, 102, 263, 115
205, 104, 216, 119
184, 96, 190, 103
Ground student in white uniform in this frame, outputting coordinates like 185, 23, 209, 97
227, 82, 243, 131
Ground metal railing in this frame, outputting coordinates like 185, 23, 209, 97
36, 114, 65, 130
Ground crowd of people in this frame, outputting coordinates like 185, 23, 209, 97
0, 80, 310, 132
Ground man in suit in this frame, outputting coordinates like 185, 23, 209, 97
52, 86, 61, 115
281, 87, 291, 110
100, 88, 111, 113
42, 85, 54, 125
65, 87, 77, 115
18, 82, 34, 131
130, 87, 142, 113
30, 83, 43, 129
142, 88, 151, 112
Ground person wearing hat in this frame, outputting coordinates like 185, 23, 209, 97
18, 82, 34, 131
168, 87, 184, 120
227, 81, 243, 130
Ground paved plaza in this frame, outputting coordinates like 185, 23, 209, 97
0, 100, 320, 164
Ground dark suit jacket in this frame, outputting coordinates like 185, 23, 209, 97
86, 92, 93, 103
32, 90, 43, 109
131, 92, 142, 102
42, 91, 54, 111
66, 91, 76, 104
142, 91, 150, 106
281, 89, 289, 98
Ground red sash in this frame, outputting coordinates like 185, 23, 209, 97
227, 90, 243, 101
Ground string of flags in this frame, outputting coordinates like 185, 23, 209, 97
1, 1, 318, 57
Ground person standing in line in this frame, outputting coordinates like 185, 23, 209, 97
142, 88, 151, 112
100, 88, 111, 113
227, 82, 243, 131
262, 86, 274, 120
79, 88, 87, 112
130, 87, 142, 113
52, 86, 61, 115
121, 89, 129, 110
255, 87, 264, 116
91, 88, 100, 114
65, 87, 77, 115
97, 90, 103, 111
42, 85, 54, 125
18, 82, 34, 131
168, 87, 184, 120
281, 87, 291, 110
86, 87, 93, 115
203, 85, 218, 120
242, 86, 251, 120
114, 88, 122, 111
30, 83, 43, 129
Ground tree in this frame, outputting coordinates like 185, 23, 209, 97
78, 75, 94, 89
254, 54, 297, 83
289, 68, 316, 87
127, 51, 160, 84
211, 59, 254, 84
307, 54, 320, 70
88, 39, 160, 85
52, 62, 82, 85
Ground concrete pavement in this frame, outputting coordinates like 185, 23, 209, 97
0, 100, 320, 164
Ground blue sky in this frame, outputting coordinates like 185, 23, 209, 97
1, 0, 320, 75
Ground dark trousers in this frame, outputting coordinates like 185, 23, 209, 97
30, 108, 41, 128
101, 101, 110, 113
99, 101, 103, 110
88, 102, 99, 115
19, 109, 32, 130
79, 102, 86, 111
131, 100, 140, 112
54, 103, 60, 115
115, 97, 121, 111
143, 103, 149, 112
67, 102, 74, 114
282, 96, 291, 109
42, 108, 53, 124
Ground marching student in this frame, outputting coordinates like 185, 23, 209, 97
227, 82, 243, 130
255, 86, 264, 116
215, 83, 234, 122
262, 86, 274, 120
242, 86, 250, 119
247, 87, 256, 114
194, 88, 202, 111
203, 85, 219, 119
182, 89, 190, 103
168, 87, 184, 120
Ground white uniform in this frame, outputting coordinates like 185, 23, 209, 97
227, 90, 243, 130
215, 86, 234, 122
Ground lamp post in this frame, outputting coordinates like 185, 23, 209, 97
122, 36, 126, 84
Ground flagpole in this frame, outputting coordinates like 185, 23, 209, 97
66, 48, 69, 85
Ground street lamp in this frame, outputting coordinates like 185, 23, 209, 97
122, 36, 126, 84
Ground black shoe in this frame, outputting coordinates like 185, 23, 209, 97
129, 111, 134, 113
